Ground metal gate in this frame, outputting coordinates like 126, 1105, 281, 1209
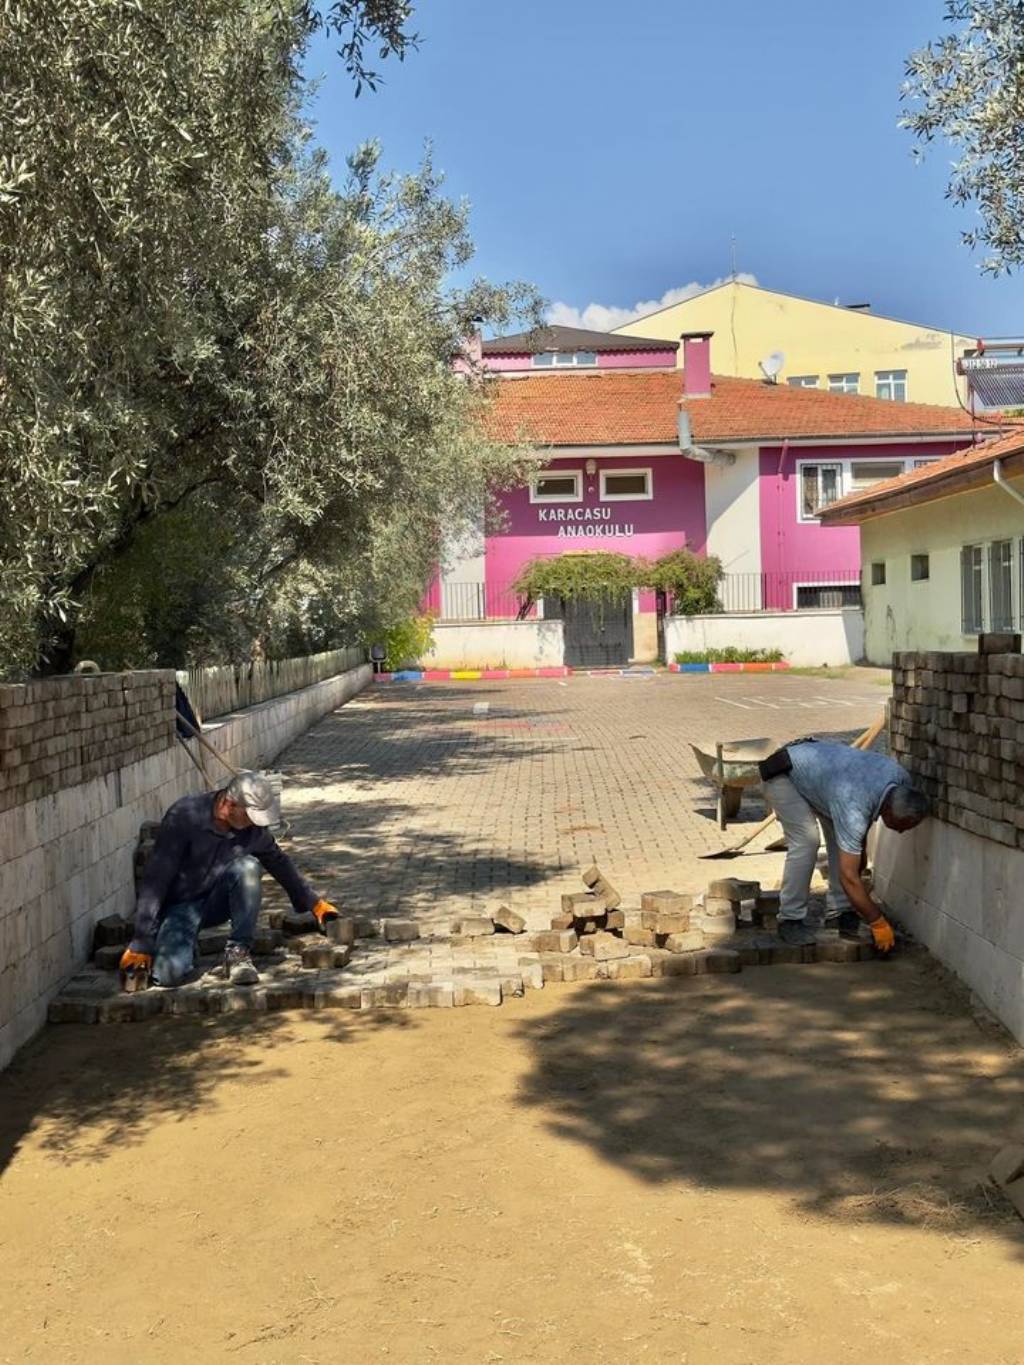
560, 594, 634, 669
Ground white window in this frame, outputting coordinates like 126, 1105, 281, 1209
870, 562, 886, 586
599, 467, 652, 501
799, 462, 843, 520
911, 554, 930, 582
828, 373, 860, 394
876, 369, 908, 402
529, 470, 582, 503
787, 375, 819, 388
532, 350, 598, 368
961, 545, 984, 634
848, 460, 905, 492
990, 540, 1014, 630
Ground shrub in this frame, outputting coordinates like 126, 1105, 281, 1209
648, 549, 723, 615
673, 647, 784, 664
362, 615, 436, 669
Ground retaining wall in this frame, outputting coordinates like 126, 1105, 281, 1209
664, 608, 865, 667
0, 664, 370, 1070
421, 620, 564, 671
875, 648, 1024, 1042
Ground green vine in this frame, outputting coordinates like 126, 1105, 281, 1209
512, 551, 644, 605
512, 547, 724, 620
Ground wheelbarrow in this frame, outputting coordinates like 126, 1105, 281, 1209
689, 737, 777, 831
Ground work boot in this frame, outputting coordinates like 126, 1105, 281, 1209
224, 944, 259, 986
838, 910, 865, 940
777, 918, 817, 948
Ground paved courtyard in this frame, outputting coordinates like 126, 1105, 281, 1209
276, 670, 890, 932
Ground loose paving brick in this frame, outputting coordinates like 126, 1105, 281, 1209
663, 929, 705, 954
579, 931, 630, 961
453, 916, 494, 938
491, 905, 527, 934
381, 919, 421, 943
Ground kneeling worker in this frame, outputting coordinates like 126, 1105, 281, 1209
119, 771, 339, 987
759, 739, 928, 953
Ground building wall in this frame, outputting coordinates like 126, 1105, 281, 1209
758, 441, 968, 608
875, 649, 1024, 1042
613, 281, 973, 406
859, 473, 1024, 664
0, 664, 370, 1071
482, 349, 677, 373
703, 447, 762, 588
485, 453, 707, 601
665, 608, 864, 667
422, 620, 564, 670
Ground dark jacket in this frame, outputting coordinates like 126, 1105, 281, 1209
131, 791, 318, 952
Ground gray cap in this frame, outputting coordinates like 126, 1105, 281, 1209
225, 770, 281, 827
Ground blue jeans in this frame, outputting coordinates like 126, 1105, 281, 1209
153, 855, 262, 986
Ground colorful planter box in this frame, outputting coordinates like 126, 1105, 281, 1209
668, 661, 791, 674
373, 666, 570, 684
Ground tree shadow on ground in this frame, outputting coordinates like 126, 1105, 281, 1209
0, 1007, 413, 1177
274, 797, 563, 917
280, 687, 579, 790
511, 953, 1024, 1252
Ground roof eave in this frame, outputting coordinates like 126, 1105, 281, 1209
706, 428, 979, 448
820, 445, 1024, 525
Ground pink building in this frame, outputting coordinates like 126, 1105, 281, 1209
435, 326, 980, 666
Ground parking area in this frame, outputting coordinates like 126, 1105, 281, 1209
274, 670, 890, 930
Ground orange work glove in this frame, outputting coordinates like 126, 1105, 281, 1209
119, 947, 153, 973
312, 899, 340, 928
868, 916, 895, 954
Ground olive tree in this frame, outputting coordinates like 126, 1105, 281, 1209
0, 0, 536, 673
902, 1, 1024, 272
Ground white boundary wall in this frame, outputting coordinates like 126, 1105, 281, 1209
0, 664, 369, 1070
874, 820, 1024, 1043
422, 620, 564, 671
665, 608, 865, 667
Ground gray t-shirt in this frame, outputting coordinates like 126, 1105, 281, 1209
786, 741, 912, 854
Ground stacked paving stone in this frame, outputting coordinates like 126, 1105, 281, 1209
891, 639, 1024, 850
0, 672, 174, 813
47, 864, 872, 1025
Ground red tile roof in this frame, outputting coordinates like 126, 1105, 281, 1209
820, 422, 1024, 524
482, 370, 982, 446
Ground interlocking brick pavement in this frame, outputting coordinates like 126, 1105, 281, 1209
272, 671, 889, 932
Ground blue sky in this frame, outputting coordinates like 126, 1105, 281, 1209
305, 0, 1022, 336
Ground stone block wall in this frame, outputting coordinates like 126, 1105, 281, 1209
877, 648, 1024, 1043
0, 672, 176, 813
889, 650, 1024, 849
0, 663, 370, 1070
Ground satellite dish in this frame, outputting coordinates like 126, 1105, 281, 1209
759, 351, 785, 383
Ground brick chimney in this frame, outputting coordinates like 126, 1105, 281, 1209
680, 331, 713, 398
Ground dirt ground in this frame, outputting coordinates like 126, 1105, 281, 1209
2, 952, 1023, 1365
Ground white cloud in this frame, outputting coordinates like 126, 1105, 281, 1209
546, 273, 759, 332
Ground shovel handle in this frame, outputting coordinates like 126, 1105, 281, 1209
175, 710, 241, 780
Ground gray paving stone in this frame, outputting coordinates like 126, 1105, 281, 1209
381, 919, 421, 943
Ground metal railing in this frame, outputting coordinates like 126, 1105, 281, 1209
715, 571, 862, 613
177, 645, 365, 720
436, 581, 530, 621
432, 572, 863, 620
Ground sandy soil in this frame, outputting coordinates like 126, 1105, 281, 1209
2, 952, 1023, 1365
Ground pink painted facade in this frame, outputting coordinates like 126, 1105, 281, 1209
757, 440, 971, 608
484, 454, 706, 614
482, 349, 677, 373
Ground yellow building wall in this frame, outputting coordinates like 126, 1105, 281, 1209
614, 281, 973, 407
858, 477, 1024, 664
